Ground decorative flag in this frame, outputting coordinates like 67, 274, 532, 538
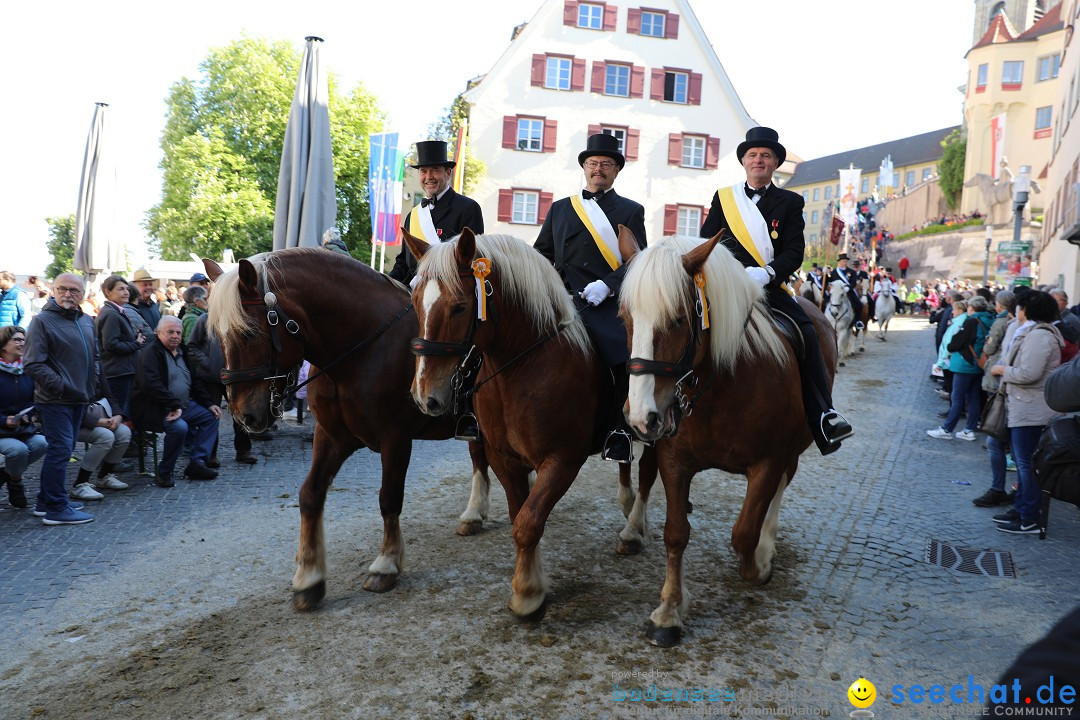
451, 122, 468, 194
879, 155, 893, 190
838, 168, 861, 226
991, 113, 1007, 179
829, 215, 845, 246
368, 133, 404, 247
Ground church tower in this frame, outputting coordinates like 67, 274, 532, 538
972, 0, 1059, 46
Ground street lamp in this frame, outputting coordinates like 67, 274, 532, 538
1012, 164, 1032, 248
983, 223, 993, 287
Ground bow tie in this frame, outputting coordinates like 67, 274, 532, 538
582, 189, 605, 201
745, 184, 767, 199
421, 197, 436, 208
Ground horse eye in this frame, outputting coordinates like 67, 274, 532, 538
451, 303, 467, 316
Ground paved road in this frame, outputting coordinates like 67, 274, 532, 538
1, 314, 1077, 719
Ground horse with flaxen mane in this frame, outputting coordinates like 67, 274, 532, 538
617, 231, 838, 646
404, 228, 658, 621
204, 249, 492, 611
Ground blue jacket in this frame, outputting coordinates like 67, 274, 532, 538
0, 286, 31, 328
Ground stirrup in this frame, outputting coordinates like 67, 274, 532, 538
454, 413, 481, 442
820, 410, 854, 444
601, 429, 635, 463
854, 320, 865, 330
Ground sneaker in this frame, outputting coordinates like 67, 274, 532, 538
926, 427, 953, 440
69, 483, 105, 501
972, 489, 1010, 507
93, 474, 130, 491
154, 475, 175, 488
33, 501, 84, 517
997, 519, 1040, 534
992, 509, 1020, 524
42, 506, 94, 525
1006, 455, 1017, 472
184, 462, 218, 480
955, 430, 977, 441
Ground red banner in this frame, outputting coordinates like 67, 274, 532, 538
829, 215, 844, 246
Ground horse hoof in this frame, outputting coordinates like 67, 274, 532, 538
646, 622, 682, 647
839, 361, 846, 367
616, 537, 644, 555
292, 580, 326, 611
515, 596, 550, 625
363, 573, 398, 593
456, 520, 484, 536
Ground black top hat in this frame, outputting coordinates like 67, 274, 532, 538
736, 127, 786, 166
411, 140, 455, 169
578, 133, 625, 169
837, 253, 849, 261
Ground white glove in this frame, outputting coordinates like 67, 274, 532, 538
580, 280, 612, 306
745, 266, 770, 287
409, 275, 421, 290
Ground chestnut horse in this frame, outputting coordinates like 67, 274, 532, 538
204, 249, 492, 610
404, 229, 658, 620
618, 231, 838, 646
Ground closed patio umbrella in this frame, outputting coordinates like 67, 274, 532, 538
74, 102, 119, 280
273, 36, 336, 250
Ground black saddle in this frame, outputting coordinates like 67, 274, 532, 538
771, 308, 805, 362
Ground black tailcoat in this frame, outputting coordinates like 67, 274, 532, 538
389, 188, 484, 284
533, 189, 647, 366
700, 185, 805, 284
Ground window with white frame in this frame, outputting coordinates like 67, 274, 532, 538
922, 168, 932, 181
640, 11, 665, 37
1002, 60, 1024, 85
1037, 54, 1061, 81
811, 210, 819, 224
676, 206, 701, 236
602, 127, 626, 154
517, 118, 543, 151
812, 188, 820, 202
577, 2, 603, 29
1036, 105, 1053, 129
824, 186, 833, 200
512, 191, 539, 224
977, 63, 988, 87
905, 170, 915, 186
802, 191, 808, 201
546, 56, 572, 90
681, 135, 705, 168
605, 64, 630, 96
861, 177, 869, 193
664, 71, 688, 103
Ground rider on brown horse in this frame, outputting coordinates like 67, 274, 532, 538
699, 127, 853, 455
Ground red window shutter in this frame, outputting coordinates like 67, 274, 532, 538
531, 54, 546, 87
502, 116, 518, 149
668, 133, 682, 165
650, 68, 665, 100
564, 0, 579, 25
665, 12, 679, 39
705, 136, 720, 169
571, 58, 586, 91
543, 119, 558, 152
625, 128, 640, 160
591, 61, 607, 93
630, 65, 644, 97
627, 8, 641, 34
498, 190, 513, 222
664, 205, 678, 235
588, 124, 602, 137
688, 72, 702, 105
603, 3, 617, 30
538, 192, 555, 224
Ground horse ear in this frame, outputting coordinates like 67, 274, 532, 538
238, 259, 259, 296
681, 232, 722, 276
202, 258, 224, 281
455, 227, 476, 267
402, 226, 429, 261
617, 225, 640, 263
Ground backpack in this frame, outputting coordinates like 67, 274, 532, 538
1033, 416, 1080, 509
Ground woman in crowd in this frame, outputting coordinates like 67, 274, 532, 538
973, 290, 1017, 507
0, 325, 46, 508
933, 298, 967, 401
990, 291, 1064, 534
95, 275, 145, 416
929, 297, 994, 441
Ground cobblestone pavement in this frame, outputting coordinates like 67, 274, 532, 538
0, 314, 1077, 719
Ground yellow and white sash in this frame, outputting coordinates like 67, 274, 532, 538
717, 184, 792, 296
407, 203, 441, 244
570, 194, 621, 271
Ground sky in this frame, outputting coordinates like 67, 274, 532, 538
2, 0, 975, 276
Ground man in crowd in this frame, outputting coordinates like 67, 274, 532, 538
827, 254, 864, 331
0, 270, 32, 328
23, 273, 97, 525
534, 133, 648, 462
130, 269, 162, 332
131, 316, 221, 488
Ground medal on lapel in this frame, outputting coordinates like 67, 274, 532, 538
770, 219, 779, 240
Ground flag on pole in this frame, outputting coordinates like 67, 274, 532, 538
991, 113, 1007, 179
838, 168, 861, 226
829, 215, 845, 246
368, 133, 404, 247
451, 122, 467, 194
878, 155, 893, 191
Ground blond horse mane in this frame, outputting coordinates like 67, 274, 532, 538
620, 236, 790, 372
417, 234, 592, 357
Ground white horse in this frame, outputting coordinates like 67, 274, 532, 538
827, 279, 856, 365
875, 291, 897, 341
799, 278, 823, 307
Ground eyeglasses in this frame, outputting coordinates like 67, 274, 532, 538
583, 160, 616, 170
54, 286, 84, 296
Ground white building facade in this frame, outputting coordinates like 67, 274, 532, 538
462, 0, 756, 242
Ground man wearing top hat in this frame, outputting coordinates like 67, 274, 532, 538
700, 127, 853, 454
827, 253, 864, 326
533, 133, 647, 462
389, 140, 484, 287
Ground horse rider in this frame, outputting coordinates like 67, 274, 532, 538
392, 139, 485, 439
533, 133, 648, 462
872, 266, 900, 318
827, 253, 865, 331
700, 127, 853, 455
850, 257, 871, 319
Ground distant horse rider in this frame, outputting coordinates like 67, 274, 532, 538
827, 253, 864, 331
700, 127, 853, 455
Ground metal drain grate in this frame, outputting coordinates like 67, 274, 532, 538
925, 540, 1016, 578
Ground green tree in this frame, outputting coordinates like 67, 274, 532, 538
938, 129, 967, 211
45, 214, 76, 280
146, 37, 385, 262
425, 93, 486, 194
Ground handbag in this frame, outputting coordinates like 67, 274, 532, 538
978, 385, 1009, 441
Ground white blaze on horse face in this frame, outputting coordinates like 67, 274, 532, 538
627, 321, 657, 433
414, 278, 443, 402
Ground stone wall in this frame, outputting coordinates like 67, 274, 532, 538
876, 179, 949, 235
